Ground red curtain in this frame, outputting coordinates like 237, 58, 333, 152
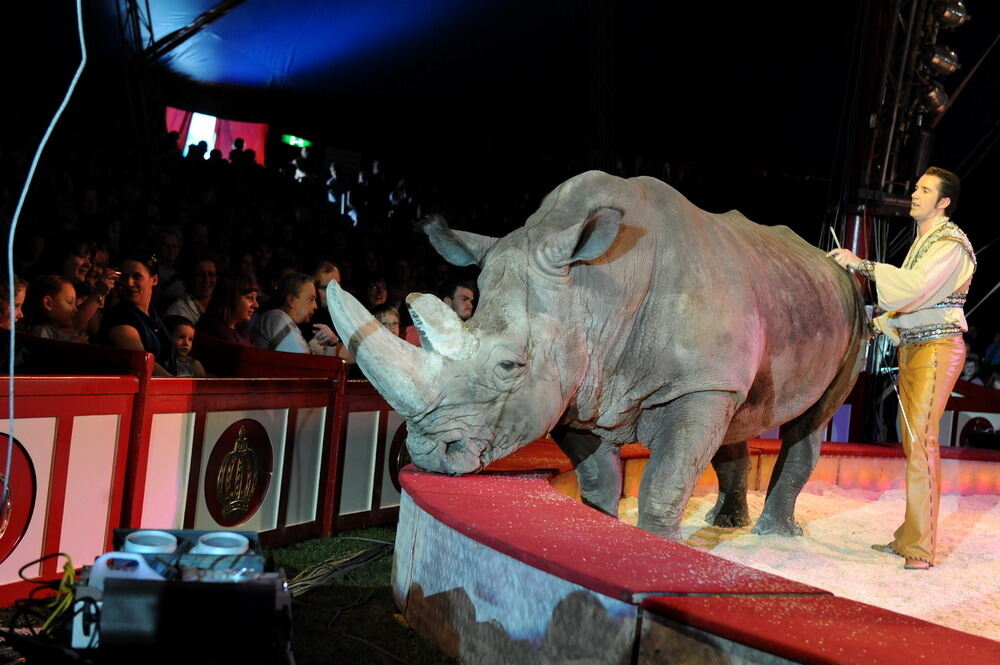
215, 118, 269, 165
164, 107, 193, 149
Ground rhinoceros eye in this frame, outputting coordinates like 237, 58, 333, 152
498, 360, 524, 372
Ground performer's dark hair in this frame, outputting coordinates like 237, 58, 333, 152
924, 166, 960, 216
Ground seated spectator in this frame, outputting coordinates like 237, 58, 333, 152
372, 304, 401, 338
439, 281, 476, 321
99, 254, 176, 376
961, 358, 984, 386
984, 332, 1000, 368
306, 256, 340, 329
325, 162, 346, 207
0, 275, 27, 331
196, 272, 260, 347
79, 243, 118, 338
364, 277, 389, 311
155, 228, 186, 305
27, 275, 88, 344
250, 272, 338, 354
165, 315, 207, 378
0, 274, 29, 369
987, 371, 1000, 391
43, 237, 112, 336
166, 257, 217, 324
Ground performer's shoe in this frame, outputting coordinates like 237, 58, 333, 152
871, 543, 900, 556
904, 558, 932, 570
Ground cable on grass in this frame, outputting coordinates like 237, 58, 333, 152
286, 543, 393, 597
338, 631, 414, 665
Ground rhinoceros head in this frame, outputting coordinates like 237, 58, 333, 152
326, 177, 623, 475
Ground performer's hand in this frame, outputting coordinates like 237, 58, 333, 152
826, 248, 862, 271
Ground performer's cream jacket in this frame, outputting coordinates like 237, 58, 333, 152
870, 216, 976, 346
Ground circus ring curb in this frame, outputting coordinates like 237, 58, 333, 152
392, 440, 1000, 664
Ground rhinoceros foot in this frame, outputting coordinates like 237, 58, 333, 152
751, 515, 803, 537
705, 492, 750, 528
707, 507, 751, 529
637, 516, 683, 541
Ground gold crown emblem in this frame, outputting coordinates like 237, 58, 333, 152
216, 425, 259, 519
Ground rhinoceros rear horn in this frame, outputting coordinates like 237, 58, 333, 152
537, 206, 623, 274
420, 214, 498, 267
406, 293, 477, 360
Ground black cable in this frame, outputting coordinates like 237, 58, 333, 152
325, 588, 376, 630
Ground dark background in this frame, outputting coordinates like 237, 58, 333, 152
5, 1, 999, 319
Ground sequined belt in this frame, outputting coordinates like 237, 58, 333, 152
898, 323, 963, 346
917, 292, 967, 311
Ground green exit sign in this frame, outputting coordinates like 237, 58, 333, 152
282, 134, 313, 148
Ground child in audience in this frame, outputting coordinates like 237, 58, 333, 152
372, 304, 401, 337
28, 275, 89, 344
0, 275, 27, 331
165, 315, 206, 378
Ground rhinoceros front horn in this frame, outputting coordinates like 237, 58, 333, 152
406, 293, 477, 359
325, 280, 442, 418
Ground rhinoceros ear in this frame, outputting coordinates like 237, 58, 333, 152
420, 214, 498, 267
538, 207, 622, 272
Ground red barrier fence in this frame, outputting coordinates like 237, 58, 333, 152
0, 335, 401, 602
1, 333, 998, 606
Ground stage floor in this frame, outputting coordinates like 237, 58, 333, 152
618, 482, 1000, 641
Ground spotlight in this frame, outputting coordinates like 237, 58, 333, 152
934, 1, 971, 29
921, 81, 950, 115
924, 45, 960, 76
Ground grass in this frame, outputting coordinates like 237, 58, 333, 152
269, 526, 454, 665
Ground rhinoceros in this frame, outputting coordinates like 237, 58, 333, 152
326, 170, 866, 539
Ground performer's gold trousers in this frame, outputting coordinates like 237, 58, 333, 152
892, 335, 965, 563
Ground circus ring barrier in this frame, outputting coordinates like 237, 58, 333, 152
0, 335, 403, 604
394, 397, 1000, 664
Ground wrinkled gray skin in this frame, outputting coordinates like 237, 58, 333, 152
326, 171, 866, 539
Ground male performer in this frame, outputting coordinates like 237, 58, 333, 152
827, 166, 975, 570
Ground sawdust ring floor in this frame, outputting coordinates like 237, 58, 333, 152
618, 482, 1000, 642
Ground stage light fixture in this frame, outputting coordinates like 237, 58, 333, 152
925, 45, 960, 76
921, 81, 950, 115
934, 1, 971, 29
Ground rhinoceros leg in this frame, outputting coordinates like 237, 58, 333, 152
553, 426, 622, 517
753, 328, 863, 536
637, 391, 738, 540
753, 419, 820, 536
705, 441, 751, 528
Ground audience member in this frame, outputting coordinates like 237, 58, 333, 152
961, 358, 984, 386
305, 256, 340, 331
155, 228, 186, 304
1, 275, 27, 331
0, 274, 29, 369
983, 332, 1000, 368
364, 277, 388, 311
42, 238, 109, 334
229, 137, 245, 164
325, 162, 346, 208
166, 257, 217, 324
99, 253, 176, 376
250, 272, 338, 354
27, 275, 88, 344
439, 281, 475, 321
196, 272, 259, 346
165, 315, 207, 378
79, 243, 118, 338
986, 371, 1000, 390
372, 304, 401, 337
